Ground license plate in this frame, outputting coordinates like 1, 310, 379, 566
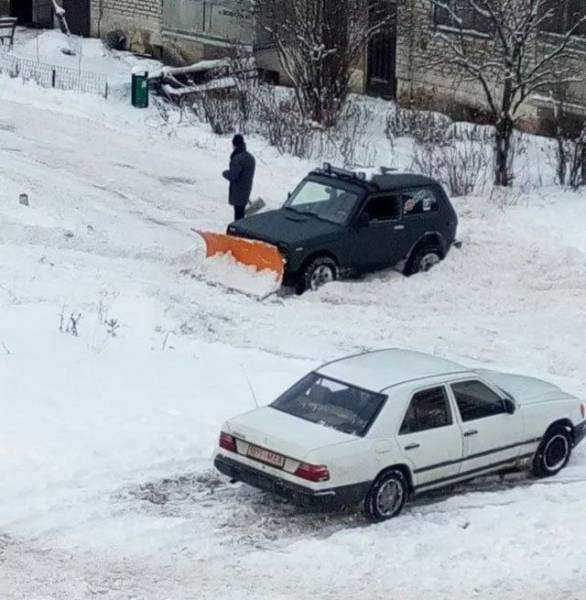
247, 444, 285, 468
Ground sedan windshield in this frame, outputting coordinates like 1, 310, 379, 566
284, 180, 360, 225
271, 373, 386, 436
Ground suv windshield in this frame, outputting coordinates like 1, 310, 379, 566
271, 373, 386, 436
284, 180, 360, 225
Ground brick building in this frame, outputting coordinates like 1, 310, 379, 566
2, 0, 584, 130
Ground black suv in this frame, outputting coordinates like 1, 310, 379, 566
227, 164, 459, 293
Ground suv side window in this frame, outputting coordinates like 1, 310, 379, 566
363, 194, 401, 222
403, 188, 438, 216
451, 381, 506, 422
399, 387, 452, 434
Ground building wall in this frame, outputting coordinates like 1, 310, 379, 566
395, 0, 586, 132
90, 0, 162, 55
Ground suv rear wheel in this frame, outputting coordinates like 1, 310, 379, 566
296, 256, 338, 294
405, 244, 442, 276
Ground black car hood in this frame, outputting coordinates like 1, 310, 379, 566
229, 209, 342, 246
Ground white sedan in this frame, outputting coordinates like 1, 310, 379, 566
214, 349, 586, 521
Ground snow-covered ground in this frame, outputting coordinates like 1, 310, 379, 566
1, 34, 586, 600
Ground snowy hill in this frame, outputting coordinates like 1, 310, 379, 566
1, 40, 586, 600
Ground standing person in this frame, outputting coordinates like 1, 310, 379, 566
222, 134, 256, 221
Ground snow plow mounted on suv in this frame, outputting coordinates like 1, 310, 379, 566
195, 164, 459, 294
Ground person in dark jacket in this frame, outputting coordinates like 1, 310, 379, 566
222, 134, 256, 221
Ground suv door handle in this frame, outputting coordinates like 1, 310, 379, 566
404, 443, 420, 450
394, 225, 405, 230
463, 430, 478, 437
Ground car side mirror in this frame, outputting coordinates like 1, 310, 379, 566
358, 212, 370, 228
503, 398, 516, 414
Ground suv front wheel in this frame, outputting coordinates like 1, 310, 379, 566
296, 256, 338, 294
405, 244, 442, 276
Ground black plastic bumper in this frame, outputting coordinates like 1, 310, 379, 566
574, 421, 586, 447
214, 454, 370, 509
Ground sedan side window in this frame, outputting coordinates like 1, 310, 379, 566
452, 380, 506, 422
363, 194, 401, 222
399, 387, 452, 434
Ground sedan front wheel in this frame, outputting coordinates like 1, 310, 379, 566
532, 426, 572, 478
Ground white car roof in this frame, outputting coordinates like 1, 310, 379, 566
316, 349, 470, 392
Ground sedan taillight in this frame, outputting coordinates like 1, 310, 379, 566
219, 431, 237, 453
294, 463, 330, 482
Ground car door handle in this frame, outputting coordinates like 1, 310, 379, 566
394, 225, 405, 230
463, 430, 478, 437
404, 443, 420, 450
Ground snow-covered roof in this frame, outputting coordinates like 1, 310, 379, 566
317, 349, 469, 392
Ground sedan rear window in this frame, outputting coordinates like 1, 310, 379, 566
271, 373, 386, 437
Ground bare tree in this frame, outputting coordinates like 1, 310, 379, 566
256, 0, 394, 127
429, 0, 586, 186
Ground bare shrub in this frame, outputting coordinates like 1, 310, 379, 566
386, 106, 452, 145
411, 137, 490, 197
105, 318, 120, 337
568, 129, 586, 189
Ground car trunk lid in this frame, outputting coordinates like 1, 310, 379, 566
225, 405, 353, 461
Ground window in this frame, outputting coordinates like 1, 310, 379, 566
271, 373, 386, 437
399, 387, 452, 434
285, 180, 361, 225
542, 0, 586, 37
363, 194, 402, 222
433, 0, 491, 34
451, 381, 506, 422
403, 188, 438, 216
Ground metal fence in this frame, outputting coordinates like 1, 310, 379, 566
0, 52, 109, 98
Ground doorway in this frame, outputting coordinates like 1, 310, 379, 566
63, 0, 90, 36
10, 0, 32, 24
366, 2, 397, 99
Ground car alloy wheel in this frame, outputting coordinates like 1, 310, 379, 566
297, 256, 339, 294
375, 478, 404, 518
418, 252, 441, 272
310, 264, 335, 291
543, 433, 569, 471
364, 469, 408, 522
533, 426, 572, 478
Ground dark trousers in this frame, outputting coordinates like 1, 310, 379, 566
234, 205, 245, 220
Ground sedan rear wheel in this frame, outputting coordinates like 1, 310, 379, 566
364, 469, 408, 522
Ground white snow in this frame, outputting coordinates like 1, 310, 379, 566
197, 252, 282, 298
7, 29, 161, 94
1, 35, 586, 600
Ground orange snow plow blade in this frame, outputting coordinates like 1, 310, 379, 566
194, 230, 285, 283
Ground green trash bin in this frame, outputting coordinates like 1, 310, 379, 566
131, 72, 149, 108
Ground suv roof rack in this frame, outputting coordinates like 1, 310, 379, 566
313, 162, 368, 184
